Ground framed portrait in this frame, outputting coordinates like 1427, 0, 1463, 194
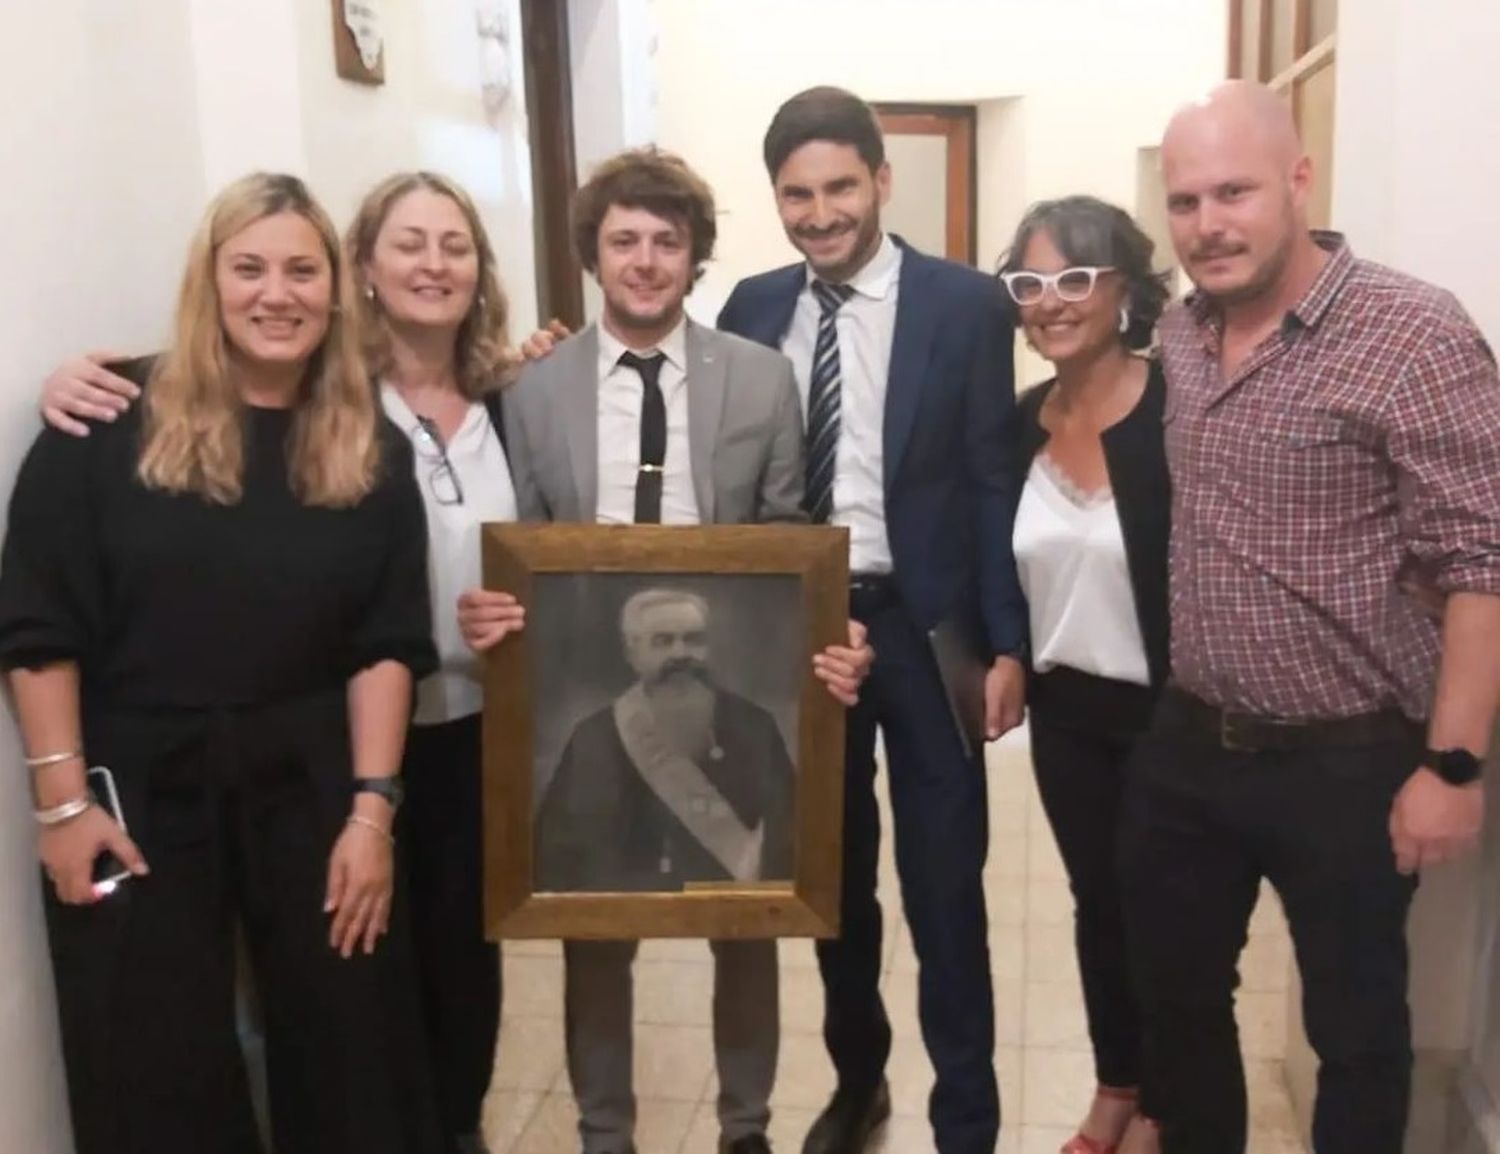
481, 523, 849, 940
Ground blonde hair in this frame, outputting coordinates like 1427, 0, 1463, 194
138, 172, 379, 507
346, 171, 512, 400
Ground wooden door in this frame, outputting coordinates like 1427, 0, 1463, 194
872, 104, 977, 266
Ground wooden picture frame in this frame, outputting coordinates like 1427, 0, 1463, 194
481, 523, 849, 940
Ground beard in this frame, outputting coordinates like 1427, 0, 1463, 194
647, 657, 710, 688
1193, 204, 1298, 308
643, 665, 715, 759
794, 210, 882, 283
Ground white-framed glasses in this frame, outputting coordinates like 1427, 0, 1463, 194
999, 265, 1115, 306
412, 417, 465, 506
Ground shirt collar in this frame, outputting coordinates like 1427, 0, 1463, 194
805, 232, 901, 301
1186, 230, 1354, 335
597, 315, 689, 377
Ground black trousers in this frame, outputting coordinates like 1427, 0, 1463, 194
1118, 699, 1421, 1154
821, 586, 997, 1154
48, 694, 442, 1154
402, 713, 502, 1144
1028, 667, 1157, 1105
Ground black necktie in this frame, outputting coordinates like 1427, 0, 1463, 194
620, 350, 667, 524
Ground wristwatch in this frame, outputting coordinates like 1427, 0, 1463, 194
352, 776, 406, 810
1424, 748, 1483, 787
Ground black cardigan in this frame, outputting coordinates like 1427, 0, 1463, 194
1014, 359, 1172, 689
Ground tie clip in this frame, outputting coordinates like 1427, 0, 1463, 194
638, 464, 664, 474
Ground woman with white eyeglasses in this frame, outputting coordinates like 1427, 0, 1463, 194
36, 171, 560, 1154
997, 196, 1172, 1154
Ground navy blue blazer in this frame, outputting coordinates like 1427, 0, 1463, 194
717, 236, 1027, 658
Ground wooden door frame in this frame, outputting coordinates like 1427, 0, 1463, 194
872, 103, 978, 266
1228, 0, 1319, 81
520, 0, 585, 330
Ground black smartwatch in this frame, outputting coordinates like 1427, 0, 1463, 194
352, 776, 406, 810
1424, 748, 1483, 786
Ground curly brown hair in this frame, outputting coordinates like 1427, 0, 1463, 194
570, 148, 717, 283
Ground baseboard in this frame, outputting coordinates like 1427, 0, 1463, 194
1455, 1065, 1500, 1154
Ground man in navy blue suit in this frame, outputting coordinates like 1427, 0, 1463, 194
717, 88, 1027, 1154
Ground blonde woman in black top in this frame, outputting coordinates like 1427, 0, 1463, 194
36, 171, 537, 1154
0, 173, 441, 1154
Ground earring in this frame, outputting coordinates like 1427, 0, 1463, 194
1118, 305, 1131, 334
364, 285, 376, 303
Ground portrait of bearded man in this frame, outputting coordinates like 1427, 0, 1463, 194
534, 587, 796, 892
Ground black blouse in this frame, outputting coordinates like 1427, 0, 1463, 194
0, 366, 437, 708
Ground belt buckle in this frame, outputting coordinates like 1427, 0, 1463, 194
1219, 710, 1258, 752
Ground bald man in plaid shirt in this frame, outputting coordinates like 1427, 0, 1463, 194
1120, 82, 1500, 1154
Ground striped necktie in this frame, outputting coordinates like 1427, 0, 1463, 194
805, 280, 855, 523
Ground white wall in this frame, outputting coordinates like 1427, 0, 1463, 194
296, 0, 540, 336
187, 0, 308, 187
1333, 0, 1500, 342
0, 3, 211, 1148
647, 0, 1226, 344
1328, 2, 1500, 1146
186, 0, 544, 336
568, 0, 661, 321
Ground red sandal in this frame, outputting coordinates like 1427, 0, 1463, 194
1061, 1137, 1117, 1154
1059, 1086, 1140, 1154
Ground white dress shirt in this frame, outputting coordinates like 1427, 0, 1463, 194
781, 233, 900, 574
381, 384, 520, 725
1013, 456, 1150, 686
596, 319, 700, 525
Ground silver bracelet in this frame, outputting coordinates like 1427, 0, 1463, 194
346, 814, 395, 844
26, 750, 83, 770
35, 796, 92, 826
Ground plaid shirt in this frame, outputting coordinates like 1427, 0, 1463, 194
1159, 232, 1500, 721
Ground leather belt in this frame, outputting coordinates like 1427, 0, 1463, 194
1160, 686, 1420, 752
848, 572, 898, 618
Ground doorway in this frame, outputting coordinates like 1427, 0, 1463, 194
872, 103, 978, 266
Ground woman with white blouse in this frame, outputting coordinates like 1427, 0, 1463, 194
999, 197, 1173, 1154
347, 172, 519, 1154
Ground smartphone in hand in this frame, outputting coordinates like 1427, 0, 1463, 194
86, 766, 132, 897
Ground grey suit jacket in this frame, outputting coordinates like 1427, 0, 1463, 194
501, 319, 806, 525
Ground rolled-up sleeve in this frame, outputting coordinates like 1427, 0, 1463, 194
0, 428, 106, 670
1388, 322, 1500, 594
350, 432, 439, 680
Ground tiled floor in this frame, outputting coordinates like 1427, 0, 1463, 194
480, 735, 1310, 1153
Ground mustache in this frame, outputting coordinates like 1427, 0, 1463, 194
793, 222, 855, 240
1191, 243, 1245, 261
652, 657, 710, 682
